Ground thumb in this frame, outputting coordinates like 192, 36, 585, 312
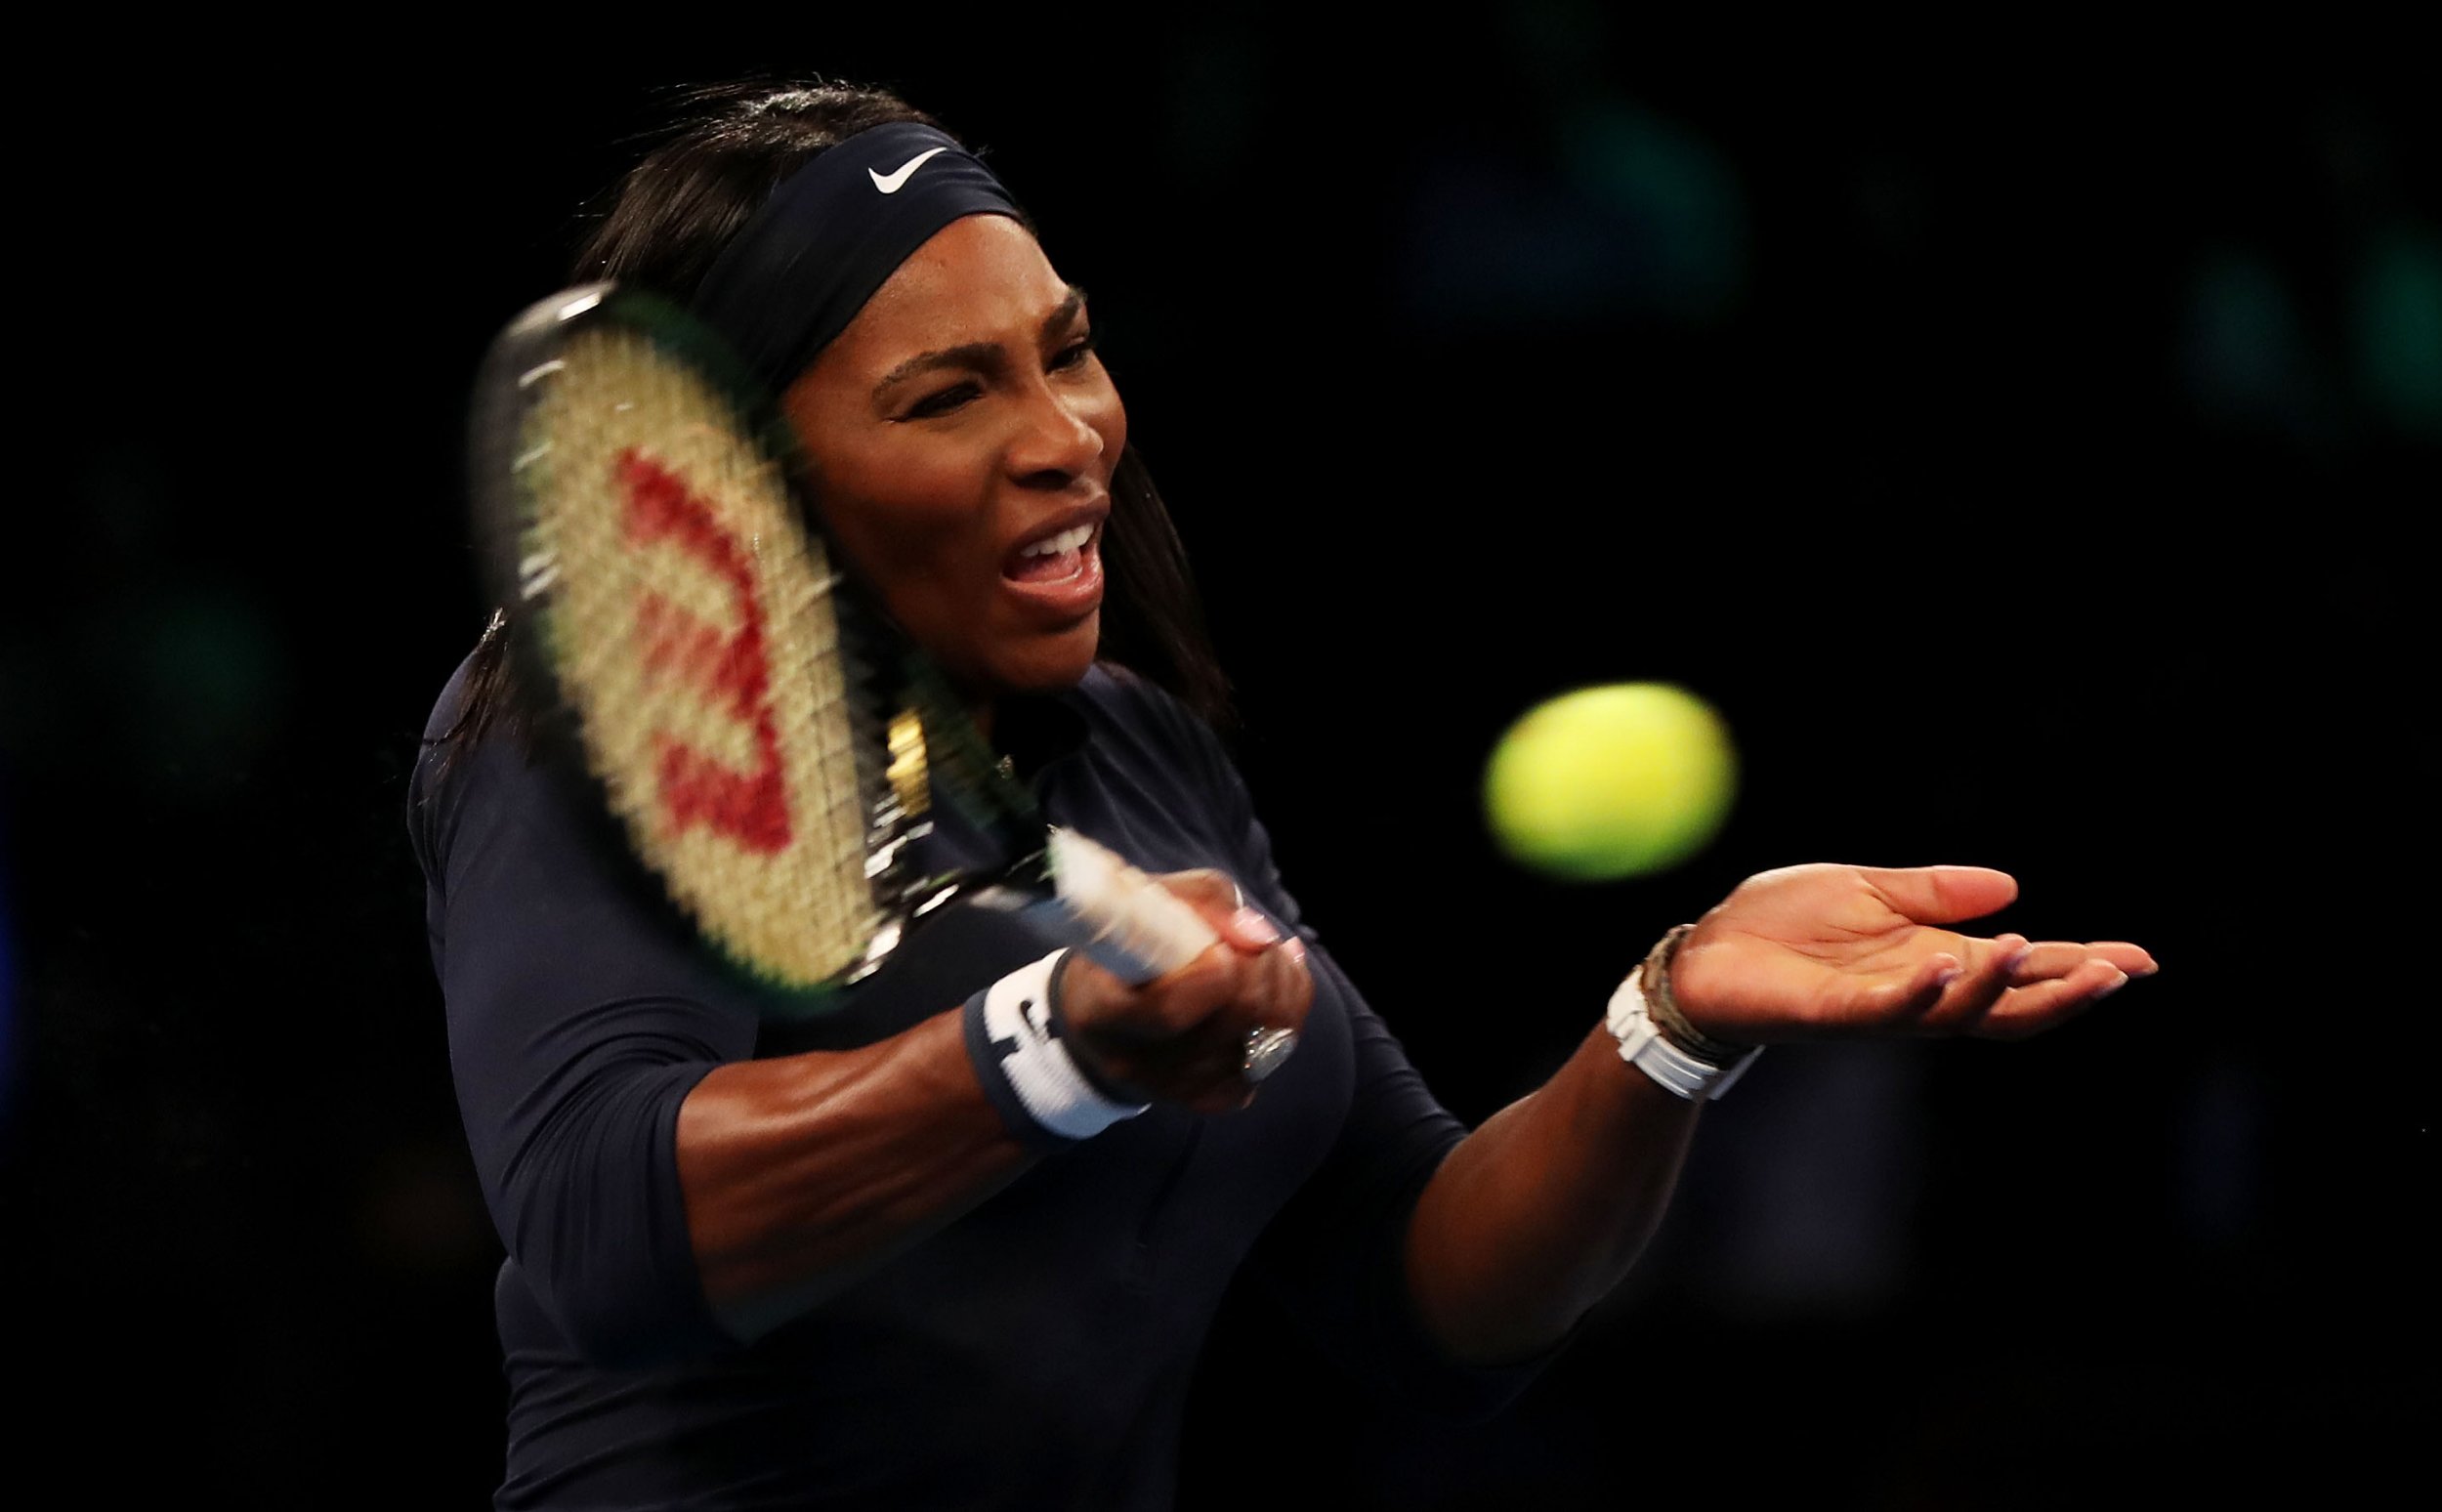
1853, 864, 2019, 925
1155, 868, 1278, 952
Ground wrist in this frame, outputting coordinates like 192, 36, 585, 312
1605, 928, 1761, 1102
961, 949, 1150, 1148
1641, 924, 1753, 1062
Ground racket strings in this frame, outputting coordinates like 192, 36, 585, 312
523, 325, 883, 987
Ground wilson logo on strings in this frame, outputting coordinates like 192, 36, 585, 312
616, 447, 793, 853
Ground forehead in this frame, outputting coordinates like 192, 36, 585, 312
821, 214, 1070, 368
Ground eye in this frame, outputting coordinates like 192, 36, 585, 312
1050, 329, 1098, 372
904, 380, 982, 420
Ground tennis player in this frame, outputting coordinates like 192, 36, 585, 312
411, 80, 2154, 1509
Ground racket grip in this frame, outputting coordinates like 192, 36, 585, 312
1044, 828, 1221, 984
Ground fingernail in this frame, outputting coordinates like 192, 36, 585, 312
1284, 938, 1308, 966
2094, 969, 2130, 999
2002, 946, 2034, 974
1933, 966, 1962, 987
1231, 906, 1280, 944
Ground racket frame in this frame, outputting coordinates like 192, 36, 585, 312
466, 282, 1215, 1015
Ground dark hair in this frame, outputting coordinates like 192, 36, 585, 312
445, 80, 1232, 758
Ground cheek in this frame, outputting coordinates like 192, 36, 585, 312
818, 454, 989, 582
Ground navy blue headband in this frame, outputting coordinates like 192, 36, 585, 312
691, 121, 1025, 391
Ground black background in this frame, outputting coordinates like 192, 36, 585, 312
4, 19, 2433, 1506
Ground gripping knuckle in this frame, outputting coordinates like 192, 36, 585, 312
1159, 867, 1240, 912
1151, 965, 1232, 1036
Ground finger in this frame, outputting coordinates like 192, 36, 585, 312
1247, 941, 1313, 1042
1144, 934, 1310, 1041
1852, 949, 1964, 1023
1141, 1010, 1289, 1113
2004, 941, 2158, 986
1217, 905, 1284, 953
1176, 943, 1313, 1104
1194, 939, 1312, 1046
1068, 938, 1313, 1108
1073, 997, 1259, 1109
1903, 933, 2031, 1032
1973, 961, 2133, 1039
1155, 868, 1242, 915
1855, 865, 2019, 926
1108, 947, 1249, 1038
2084, 941, 2158, 977
1154, 868, 1278, 953
2001, 941, 2093, 985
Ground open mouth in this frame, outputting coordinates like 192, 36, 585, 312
1003, 521, 1099, 585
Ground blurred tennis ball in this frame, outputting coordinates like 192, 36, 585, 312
1483, 683, 1738, 880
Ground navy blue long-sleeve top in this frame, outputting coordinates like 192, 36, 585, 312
410, 651, 1543, 1509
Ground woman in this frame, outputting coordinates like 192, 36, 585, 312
412, 82, 2153, 1509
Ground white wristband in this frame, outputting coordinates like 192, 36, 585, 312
966, 949, 1149, 1143
1606, 964, 1760, 1102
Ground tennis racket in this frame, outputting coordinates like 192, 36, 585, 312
466, 282, 1218, 1016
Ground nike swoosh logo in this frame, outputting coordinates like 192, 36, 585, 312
869, 147, 949, 194
1026, 1000, 1054, 1042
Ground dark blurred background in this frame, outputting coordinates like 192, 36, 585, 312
4, 15, 2433, 1505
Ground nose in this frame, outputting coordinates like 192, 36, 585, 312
1003, 377, 1107, 488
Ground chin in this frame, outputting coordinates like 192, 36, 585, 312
977, 614, 1102, 698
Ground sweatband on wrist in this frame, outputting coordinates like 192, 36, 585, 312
690, 121, 1026, 391
962, 949, 1149, 1148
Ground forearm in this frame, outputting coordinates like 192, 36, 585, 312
1404, 1023, 1704, 1365
676, 1009, 1035, 1339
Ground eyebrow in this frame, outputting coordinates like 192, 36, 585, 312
871, 285, 1090, 396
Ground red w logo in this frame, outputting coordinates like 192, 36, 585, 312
616, 448, 792, 854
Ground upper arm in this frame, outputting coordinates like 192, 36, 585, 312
416, 731, 750, 1365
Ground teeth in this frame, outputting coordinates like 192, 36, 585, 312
1021, 525, 1094, 558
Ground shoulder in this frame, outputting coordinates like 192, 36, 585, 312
1058, 662, 1255, 828
406, 646, 484, 861
1066, 662, 1234, 777
406, 638, 550, 884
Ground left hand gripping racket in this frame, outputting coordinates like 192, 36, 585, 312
467, 283, 1216, 1015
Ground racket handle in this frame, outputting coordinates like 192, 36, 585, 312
1042, 827, 1221, 984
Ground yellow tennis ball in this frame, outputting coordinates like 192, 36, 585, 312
1484, 683, 1738, 880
